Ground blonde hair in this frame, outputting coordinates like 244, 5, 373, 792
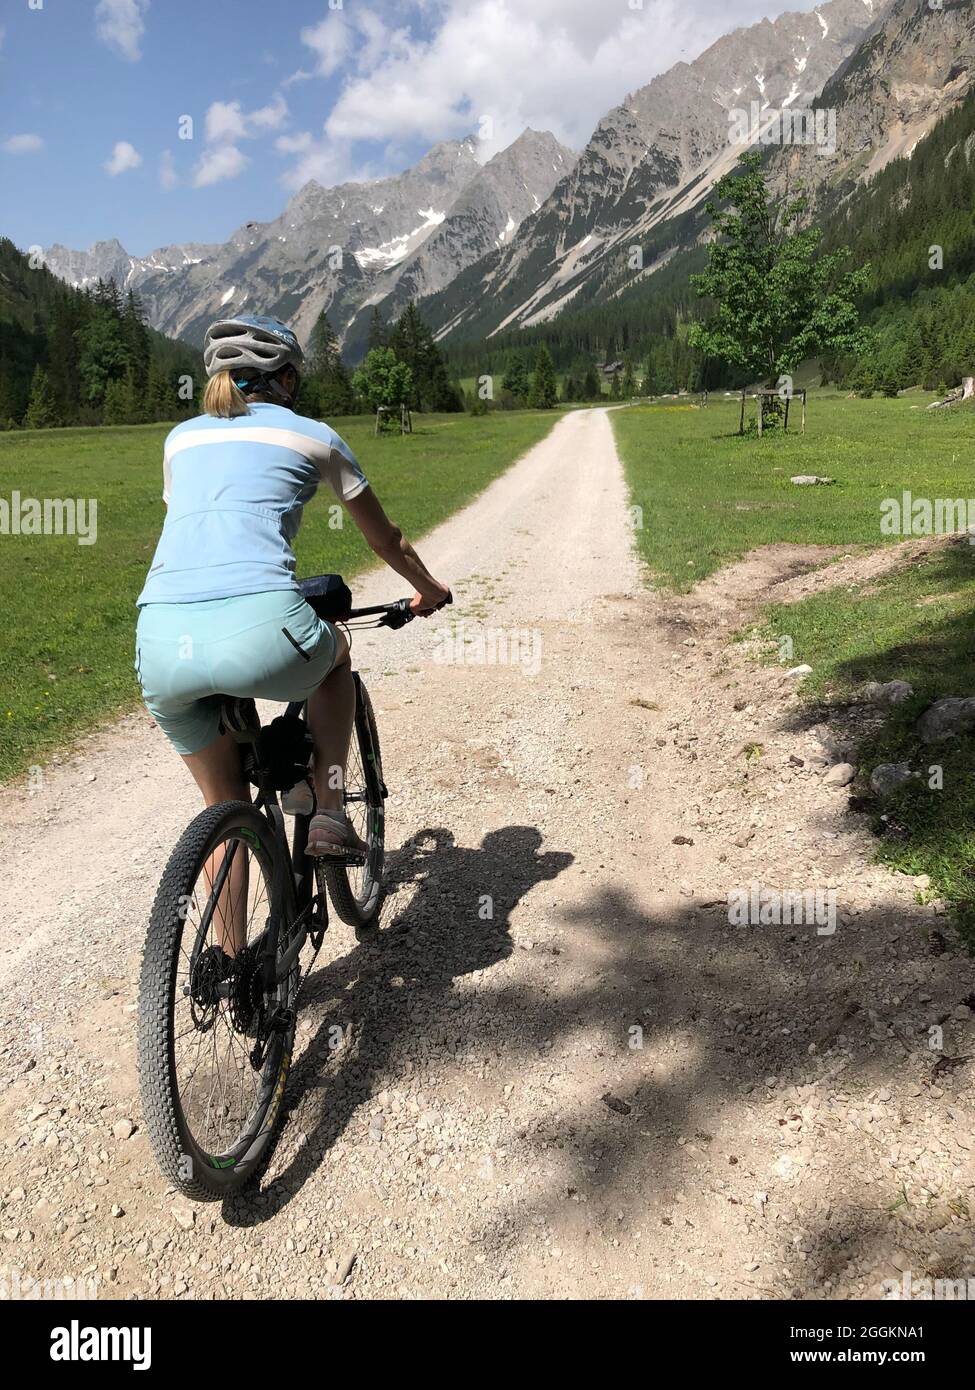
203, 370, 252, 419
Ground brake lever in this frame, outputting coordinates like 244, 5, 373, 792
379, 590, 453, 630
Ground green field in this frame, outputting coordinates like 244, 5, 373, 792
612, 391, 975, 591
613, 391, 975, 937
0, 410, 558, 781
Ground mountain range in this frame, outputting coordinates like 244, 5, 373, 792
42, 0, 975, 363
43, 130, 575, 360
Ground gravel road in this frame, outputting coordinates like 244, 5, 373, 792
1, 407, 973, 1301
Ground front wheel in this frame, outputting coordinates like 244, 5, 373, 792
137, 801, 295, 1200
323, 674, 386, 938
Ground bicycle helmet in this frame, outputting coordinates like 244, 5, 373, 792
203, 315, 304, 379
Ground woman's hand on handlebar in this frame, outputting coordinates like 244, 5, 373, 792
410, 583, 452, 617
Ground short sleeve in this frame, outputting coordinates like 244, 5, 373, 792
162, 431, 176, 504
322, 433, 369, 502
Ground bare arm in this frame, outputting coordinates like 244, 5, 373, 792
345, 487, 450, 614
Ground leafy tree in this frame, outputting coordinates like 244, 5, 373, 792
24, 365, 59, 428
527, 344, 558, 409
102, 376, 131, 426
689, 152, 868, 397
352, 347, 414, 415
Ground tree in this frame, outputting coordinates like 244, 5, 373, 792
24, 365, 60, 429
621, 362, 636, 399
527, 344, 558, 409
502, 353, 530, 402
366, 306, 388, 352
389, 302, 461, 412
352, 347, 414, 416
122, 290, 151, 393
102, 375, 131, 425
689, 152, 867, 409
76, 304, 129, 408
582, 365, 602, 401
306, 310, 355, 417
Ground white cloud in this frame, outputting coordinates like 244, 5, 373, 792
204, 95, 288, 145
281, 0, 801, 187
275, 132, 314, 155
159, 149, 178, 190
104, 140, 142, 176
95, 0, 149, 63
299, 12, 355, 78
193, 93, 287, 187
3, 133, 44, 155
193, 145, 250, 188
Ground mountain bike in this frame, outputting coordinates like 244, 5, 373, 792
137, 574, 451, 1200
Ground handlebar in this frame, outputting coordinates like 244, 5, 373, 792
349, 590, 453, 630
297, 573, 452, 630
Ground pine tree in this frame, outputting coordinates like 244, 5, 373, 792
502, 353, 530, 402
122, 290, 151, 392
307, 310, 355, 417
389, 302, 461, 412
24, 365, 60, 429
367, 306, 388, 352
527, 345, 558, 409
582, 365, 601, 401
0, 354, 24, 425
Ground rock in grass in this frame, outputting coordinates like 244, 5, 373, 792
869, 763, 914, 799
864, 680, 914, 706
823, 762, 856, 787
790, 475, 835, 485
785, 664, 813, 678
916, 697, 975, 742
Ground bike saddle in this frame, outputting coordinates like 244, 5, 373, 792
218, 696, 261, 743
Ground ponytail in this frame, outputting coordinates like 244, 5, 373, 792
203, 370, 251, 419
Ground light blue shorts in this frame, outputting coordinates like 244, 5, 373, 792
135, 590, 339, 755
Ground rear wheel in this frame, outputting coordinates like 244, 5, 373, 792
137, 802, 295, 1200
323, 675, 386, 938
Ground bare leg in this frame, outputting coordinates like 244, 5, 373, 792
306, 627, 354, 813
181, 731, 251, 956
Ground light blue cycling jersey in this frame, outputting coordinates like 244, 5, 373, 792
136, 402, 369, 606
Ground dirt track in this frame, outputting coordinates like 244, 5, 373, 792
1, 407, 974, 1300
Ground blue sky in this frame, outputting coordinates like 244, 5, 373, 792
1, 0, 816, 258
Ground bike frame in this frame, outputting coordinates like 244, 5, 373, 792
193, 587, 443, 998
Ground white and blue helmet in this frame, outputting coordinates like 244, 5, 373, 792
203, 314, 304, 380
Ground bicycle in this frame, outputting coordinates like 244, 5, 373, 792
137, 574, 451, 1200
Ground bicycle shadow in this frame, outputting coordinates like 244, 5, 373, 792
222, 824, 573, 1225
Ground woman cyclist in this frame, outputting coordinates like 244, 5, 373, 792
135, 314, 449, 861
